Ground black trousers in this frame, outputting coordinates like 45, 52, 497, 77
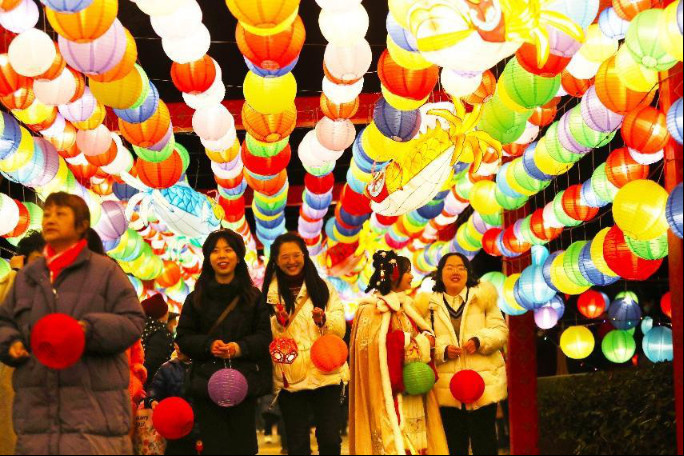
194, 396, 258, 455
278, 384, 343, 455
440, 404, 499, 455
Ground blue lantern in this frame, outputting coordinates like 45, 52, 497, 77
598, 7, 630, 40
386, 13, 418, 52
546, 294, 566, 319
245, 56, 298, 77
517, 246, 557, 309
373, 98, 422, 142
641, 316, 654, 335
522, 143, 554, 181
578, 242, 620, 286
40, 0, 93, 13
608, 298, 642, 330
114, 82, 159, 124
542, 250, 563, 293
0, 113, 21, 161
667, 182, 683, 239
113, 182, 140, 201
642, 326, 674, 363
667, 97, 683, 145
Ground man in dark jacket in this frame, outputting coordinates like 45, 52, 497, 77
141, 294, 175, 386
0, 192, 145, 455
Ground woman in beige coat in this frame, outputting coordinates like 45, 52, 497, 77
415, 253, 508, 455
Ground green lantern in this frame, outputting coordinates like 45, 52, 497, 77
567, 106, 617, 149
133, 139, 175, 163
625, 232, 669, 260
24, 202, 43, 231
303, 161, 336, 177
513, 165, 551, 194
546, 121, 584, 164
591, 164, 619, 203
495, 186, 529, 210
625, 9, 678, 72
501, 58, 561, 109
564, 241, 592, 287
454, 172, 474, 201
403, 362, 436, 395
553, 191, 583, 227
478, 94, 532, 145
245, 134, 289, 158
0, 258, 10, 281
480, 211, 503, 227
175, 143, 190, 173
602, 330, 637, 363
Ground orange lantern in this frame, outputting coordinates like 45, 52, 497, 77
170, 55, 216, 95
215, 173, 244, 190
69, 161, 99, 184
613, 0, 653, 21
378, 50, 439, 101
66, 68, 87, 103
1, 86, 34, 110
225, 0, 299, 33
219, 196, 246, 222
562, 184, 600, 221
0, 53, 30, 97
621, 106, 670, 154
577, 290, 607, 319
320, 94, 359, 120
561, 71, 594, 98
71, 102, 106, 131
311, 334, 348, 373
605, 147, 649, 188
516, 43, 571, 77
156, 261, 182, 288
0, 0, 22, 11
88, 29, 137, 83
503, 143, 527, 157
3, 200, 30, 239
244, 170, 288, 196
46, 0, 118, 43
241, 103, 296, 143
84, 141, 118, 167
529, 97, 559, 127
463, 69, 496, 105
595, 56, 655, 115
26, 108, 59, 132
91, 176, 115, 196
136, 151, 184, 189
236, 15, 305, 72
530, 208, 563, 242
119, 101, 171, 148
50, 122, 78, 154
35, 43, 66, 82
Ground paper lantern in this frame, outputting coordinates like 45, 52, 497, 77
534, 306, 559, 330
373, 97, 421, 142
479, 95, 531, 145
319, 3, 368, 44
613, 180, 669, 241
242, 102, 296, 143
243, 72, 296, 115
441, 69, 482, 99
599, 7, 630, 39
315, 117, 355, 152
602, 330, 636, 363
561, 71, 593, 98
603, 225, 663, 280
8, 29, 57, 78
503, 59, 562, 109
605, 147, 649, 188
323, 39, 372, 85
119, 101, 171, 148
242, 142, 290, 176
516, 42, 571, 78
40, 0, 94, 13
580, 86, 624, 134
149, 0, 202, 39
625, 9, 676, 72
463, 69, 496, 105
170, 55, 217, 95
152, 397, 194, 440
594, 56, 656, 115
641, 316, 654, 335
208, 367, 248, 407
518, 246, 557, 308
30, 313, 85, 370
667, 97, 683, 145
450, 370, 485, 404
192, 105, 234, 142
161, 24, 211, 65
613, 0, 652, 21
0, 53, 31, 97
578, 290, 607, 319
311, 334, 348, 373
226, 0, 299, 34
58, 19, 127, 75
642, 326, 674, 363
625, 232, 669, 260
136, 151, 183, 189
0, 0, 38, 33
155, 260, 181, 289
90, 64, 147, 110
622, 106, 670, 154
320, 94, 359, 121
85, 28, 136, 82
560, 326, 595, 359
562, 184, 599, 222
403, 362, 436, 396
661, 292, 672, 319
667, 182, 683, 239
237, 15, 304, 73
378, 50, 438, 101
46, 0, 117, 43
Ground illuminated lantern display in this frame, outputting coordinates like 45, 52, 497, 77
613, 180, 669, 241
578, 290, 608, 319
642, 326, 674, 363
560, 326, 595, 360
602, 330, 637, 364
237, 15, 305, 73
667, 182, 683, 239
661, 292, 672, 319
621, 106, 670, 154
603, 225, 664, 280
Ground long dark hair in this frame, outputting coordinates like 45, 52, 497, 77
432, 253, 480, 293
194, 229, 257, 308
260, 233, 330, 314
365, 250, 412, 296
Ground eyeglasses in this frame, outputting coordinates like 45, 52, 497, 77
444, 265, 468, 273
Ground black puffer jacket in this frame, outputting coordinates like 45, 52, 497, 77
176, 280, 273, 400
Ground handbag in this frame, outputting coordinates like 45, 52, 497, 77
133, 404, 166, 455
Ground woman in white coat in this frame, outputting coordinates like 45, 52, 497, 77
415, 253, 508, 455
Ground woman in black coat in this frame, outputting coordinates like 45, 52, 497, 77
176, 229, 272, 455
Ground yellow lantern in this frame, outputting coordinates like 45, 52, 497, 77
614, 46, 658, 93
613, 179, 669, 241
0, 127, 34, 172
362, 122, 414, 162
560, 326, 595, 360
12, 99, 56, 126
550, 252, 591, 295
225, 0, 299, 36
469, 180, 502, 215
388, 0, 414, 29
89, 64, 145, 110
590, 227, 619, 277
243, 72, 296, 115
381, 85, 430, 111
661, 1, 683, 62
578, 24, 618, 64
386, 35, 433, 71
503, 273, 527, 313
71, 102, 106, 131
533, 137, 574, 176
205, 138, 240, 164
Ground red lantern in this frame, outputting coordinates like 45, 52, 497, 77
305, 172, 335, 195
376, 214, 398, 226
215, 173, 244, 190
243, 143, 291, 176
119, 101, 171, 148
311, 334, 348, 373
136, 152, 184, 189
530, 208, 563, 242
1, 86, 34, 110
156, 261, 182, 288
339, 186, 372, 216
503, 143, 527, 157
378, 50, 439, 101
219, 196, 246, 223
482, 228, 503, 256
613, 0, 653, 20
244, 170, 287, 196
661, 292, 672, 319
605, 147, 649, 188
269, 337, 299, 365
516, 43, 571, 77
0, 53, 30, 97
152, 398, 194, 440
170, 55, 217, 95
621, 106, 670, 154
603, 225, 664, 280
450, 370, 485, 404
577, 290, 607, 319
463, 70, 496, 105
242, 103, 296, 143
562, 184, 599, 221
69, 161, 99, 185
3, 200, 29, 239
303, 234, 322, 246
236, 15, 305, 72
30, 313, 85, 370
595, 56, 656, 115
320, 94, 360, 120
502, 225, 531, 255
561, 71, 593, 98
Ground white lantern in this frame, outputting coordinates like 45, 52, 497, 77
323, 39, 372, 84
211, 159, 243, 180
441, 68, 482, 99
315, 117, 355, 152
514, 122, 541, 145
319, 4, 369, 44
543, 202, 565, 228
76, 124, 112, 157
161, 24, 210, 64
133, 0, 188, 16
41, 113, 66, 138
150, 0, 202, 39
315, 0, 363, 12
298, 130, 344, 168
322, 77, 364, 105
59, 87, 97, 123
33, 68, 77, 106
0, 0, 39, 34
0, 193, 19, 236
183, 67, 225, 110
8, 29, 57, 77
201, 129, 237, 152
101, 135, 134, 176
566, 52, 601, 80
193, 104, 234, 142
628, 148, 664, 165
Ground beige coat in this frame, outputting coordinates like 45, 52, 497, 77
266, 280, 349, 393
415, 281, 508, 411
0, 270, 16, 455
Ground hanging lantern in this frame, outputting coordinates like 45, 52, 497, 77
667, 182, 683, 239
624, 9, 677, 72
605, 147, 649, 188
237, 15, 305, 73
152, 397, 194, 440
667, 97, 683, 145
602, 330, 636, 363
613, 179, 669, 241
171, 55, 217, 95
378, 50, 438, 102
323, 39, 372, 85
8, 29, 57, 78
46, 0, 118, 43
243, 72, 297, 115
603, 225, 663, 280
561, 184, 599, 222
463, 69, 496, 105
373, 97, 421, 142
560, 326, 595, 360
502, 58, 562, 109
661, 292, 672, 319
136, 152, 183, 189
58, 19, 128, 75
225, 0, 299, 35
642, 326, 674, 363
625, 232, 669, 260
320, 94, 359, 121
613, 0, 652, 21
594, 56, 656, 115
621, 106, 670, 154
561, 71, 593, 98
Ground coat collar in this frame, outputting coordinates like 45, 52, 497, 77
265, 278, 309, 306
24, 248, 93, 285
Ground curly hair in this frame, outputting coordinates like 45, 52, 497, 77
365, 250, 412, 296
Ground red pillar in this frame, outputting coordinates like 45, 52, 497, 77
503, 206, 539, 455
659, 61, 683, 456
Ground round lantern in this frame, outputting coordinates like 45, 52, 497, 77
560, 326, 595, 360
622, 106, 670, 154
373, 97, 421, 142
208, 368, 248, 407
667, 97, 683, 145
321, 94, 359, 121
625, 232, 669, 260
46, 0, 117, 43
58, 19, 127, 75
501, 58, 561, 109
315, 118, 355, 152
667, 182, 683, 239
171, 55, 217, 95
599, 7, 630, 39
608, 297, 643, 330
237, 16, 305, 73
243, 72, 296, 115
402, 362, 435, 396
225, 0, 299, 35
603, 225, 664, 280
602, 330, 637, 363
30, 313, 85, 370
161, 25, 211, 65
625, 9, 677, 72
311, 334, 348, 373
450, 369, 485, 404
578, 290, 607, 319
613, 180, 669, 241
613, 0, 652, 21
119, 101, 171, 148
580, 86, 624, 133
534, 306, 560, 330
0, 0, 38, 34
605, 148, 649, 188
642, 326, 674, 363
152, 397, 194, 440
378, 50, 438, 101
594, 56, 656, 115
242, 103, 296, 143
323, 39, 372, 85
319, 3, 369, 44
661, 292, 672, 319
8, 29, 57, 78
562, 184, 599, 222
136, 151, 183, 189
149, 0, 202, 39
192, 105, 234, 142
641, 316, 655, 335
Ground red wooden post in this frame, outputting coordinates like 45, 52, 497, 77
659, 60, 683, 456
503, 206, 539, 455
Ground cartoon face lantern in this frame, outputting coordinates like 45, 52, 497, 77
269, 337, 298, 365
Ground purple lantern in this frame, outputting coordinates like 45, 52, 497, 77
373, 97, 421, 142
548, 28, 582, 58
59, 87, 97, 123
59, 19, 127, 75
534, 306, 559, 329
95, 200, 128, 242
558, 112, 590, 154
667, 182, 683, 239
580, 86, 624, 133
40, 0, 94, 13
32, 139, 61, 187
208, 368, 248, 408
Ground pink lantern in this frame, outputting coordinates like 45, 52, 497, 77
59, 19, 127, 75
323, 39, 373, 84
315, 117, 355, 152
33, 67, 78, 106
76, 124, 112, 157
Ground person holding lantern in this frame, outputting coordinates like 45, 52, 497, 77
261, 232, 349, 456
176, 229, 272, 455
0, 192, 146, 455
349, 250, 448, 455
415, 253, 508, 455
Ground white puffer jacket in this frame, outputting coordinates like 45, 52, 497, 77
415, 281, 508, 411
266, 280, 349, 393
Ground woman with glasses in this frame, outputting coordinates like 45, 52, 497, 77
415, 253, 508, 455
261, 233, 348, 456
